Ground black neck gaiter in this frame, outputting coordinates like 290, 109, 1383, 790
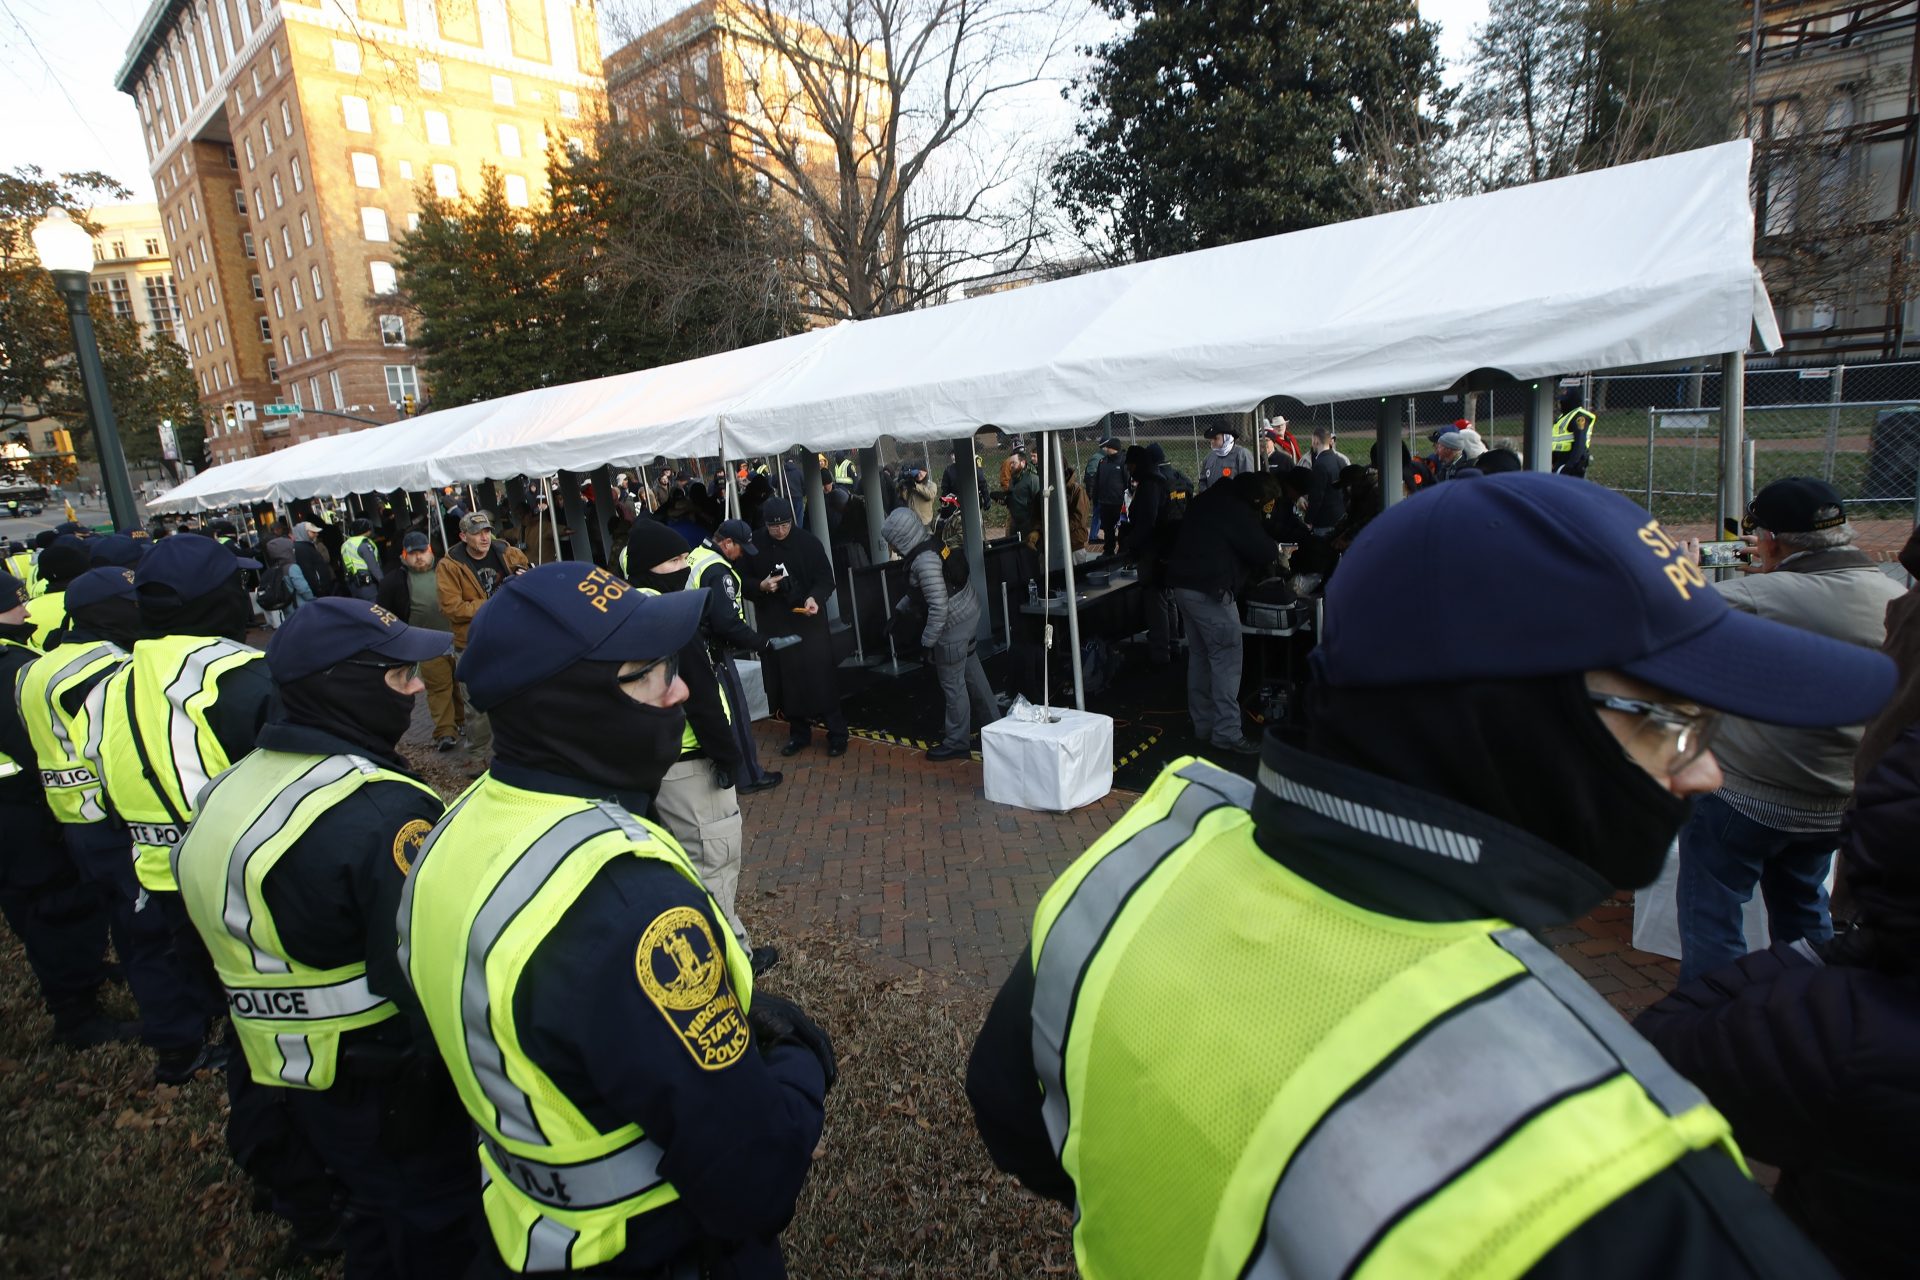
274, 661, 415, 759
139, 580, 253, 643
62, 599, 143, 650
1308, 673, 1692, 892
0, 619, 35, 645
491, 659, 687, 798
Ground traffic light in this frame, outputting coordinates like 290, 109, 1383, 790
224, 405, 238, 431
51, 429, 73, 459
401, 394, 416, 417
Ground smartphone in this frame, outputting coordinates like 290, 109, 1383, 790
1698, 540, 1747, 569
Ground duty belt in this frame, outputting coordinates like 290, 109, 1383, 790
127, 821, 187, 847
479, 1132, 669, 1211
224, 974, 390, 1022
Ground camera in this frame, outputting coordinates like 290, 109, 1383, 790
1697, 540, 1747, 569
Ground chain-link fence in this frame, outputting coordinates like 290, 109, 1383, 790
875, 359, 1920, 559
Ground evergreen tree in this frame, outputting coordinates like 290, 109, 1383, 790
1053, 0, 1444, 262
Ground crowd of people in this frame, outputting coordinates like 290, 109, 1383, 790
0, 391, 1914, 1278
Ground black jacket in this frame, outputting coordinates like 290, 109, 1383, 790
967, 741, 1839, 1280
1160, 480, 1274, 596
1306, 446, 1348, 528
489, 761, 826, 1276
1637, 725, 1920, 1279
1089, 453, 1128, 506
743, 527, 836, 620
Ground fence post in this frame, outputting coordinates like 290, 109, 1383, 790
1645, 407, 1656, 511
1824, 363, 1844, 482
1717, 352, 1746, 538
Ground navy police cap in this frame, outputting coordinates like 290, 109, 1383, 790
1319, 472, 1895, 729
0, 571, 25, 612
88, 533, 146, 568
65, 567, 138, 611
457, 562, 706, 711
268, 597, 454, 684
134, 531, 260, 600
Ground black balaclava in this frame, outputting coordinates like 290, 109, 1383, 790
1308, 673, 1691, 892
275, 659, 415, 758
62, 598, 144, 650
0, 616, 33, 645
490, 659, 686, 798
138, 577, 253, 643
624, 521, 692, 592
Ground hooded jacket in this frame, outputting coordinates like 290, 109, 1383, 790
884, 507, 978, 650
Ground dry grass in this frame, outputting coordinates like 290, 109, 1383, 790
0, 741, 1075, 1277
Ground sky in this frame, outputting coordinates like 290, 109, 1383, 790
0, 0, 1491, 207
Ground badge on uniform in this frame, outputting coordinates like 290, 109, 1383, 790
636, 906, 749, 1070
392, 818, 433, 875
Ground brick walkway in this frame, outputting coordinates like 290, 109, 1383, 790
736, 723, 1680, 1015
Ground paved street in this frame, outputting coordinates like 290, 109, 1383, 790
729, 721, 1680, 1013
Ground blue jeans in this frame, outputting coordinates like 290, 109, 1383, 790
1675, 793, 1836, 984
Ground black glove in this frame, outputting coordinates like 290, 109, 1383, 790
713, 762, 735, 791
748, 993, 837, 1092
765, 634, 802, 652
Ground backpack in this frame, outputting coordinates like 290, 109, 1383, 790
256, 564, 295, 611
929, 507, 970, 591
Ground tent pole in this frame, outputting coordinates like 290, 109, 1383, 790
1718, 351, 1746, 536
1525, 381, 1556, 472
803, 454, 838, 624
1048, 431, 1086, 712
544, 478, 563, 561
860, 445, 886, 564
1378, 398, 1406, 510
955, 436, 991, 644
427, 490, 447, 556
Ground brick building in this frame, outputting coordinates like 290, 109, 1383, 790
605, 0, 891, 318
114, 0, 604, 465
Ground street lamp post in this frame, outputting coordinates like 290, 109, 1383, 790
30, 209, 141, 532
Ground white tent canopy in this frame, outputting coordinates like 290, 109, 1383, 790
155, 140, 1777, 512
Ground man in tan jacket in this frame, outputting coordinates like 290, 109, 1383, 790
437, 510, 529, 772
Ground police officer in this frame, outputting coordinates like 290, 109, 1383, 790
17, 567, 209, 1070
1552, 389, 1597, 477
967, 474, 1887, 1279
172, 598, 480, 1276
687, 518, 791, 795
625, 520, 780, 975
24, 535, 88, 647
401, 563, 834, 1277
0, 570, 124, 1048
89, 534, 342, 1247
339, 518, 383, 601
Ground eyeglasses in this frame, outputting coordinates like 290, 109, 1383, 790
617, 652, 679, 688
1586, 692, 1721, 777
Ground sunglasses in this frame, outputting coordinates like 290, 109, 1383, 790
343, 657, 422, 684
617, 652, 680, 687
1586, 692, 1721, 777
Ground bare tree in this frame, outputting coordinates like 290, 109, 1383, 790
607, 0, 1079, 319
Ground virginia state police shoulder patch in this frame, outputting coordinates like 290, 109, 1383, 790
636, 905, 749, 1070
392, 818, 433, 875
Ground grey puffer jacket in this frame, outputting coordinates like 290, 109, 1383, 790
883, 507, 979, 650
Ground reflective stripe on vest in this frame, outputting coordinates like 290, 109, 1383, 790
95, 636, 264, 892
686, 545, 742, 620
1028, 757, 1738, 1280
5, 551, 44, 599
174, 749, 434, 1089
17, 642, 126, 825
401, 779, 754, 1271
1551, 407, 1595, 451
341, 536, 373, 574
